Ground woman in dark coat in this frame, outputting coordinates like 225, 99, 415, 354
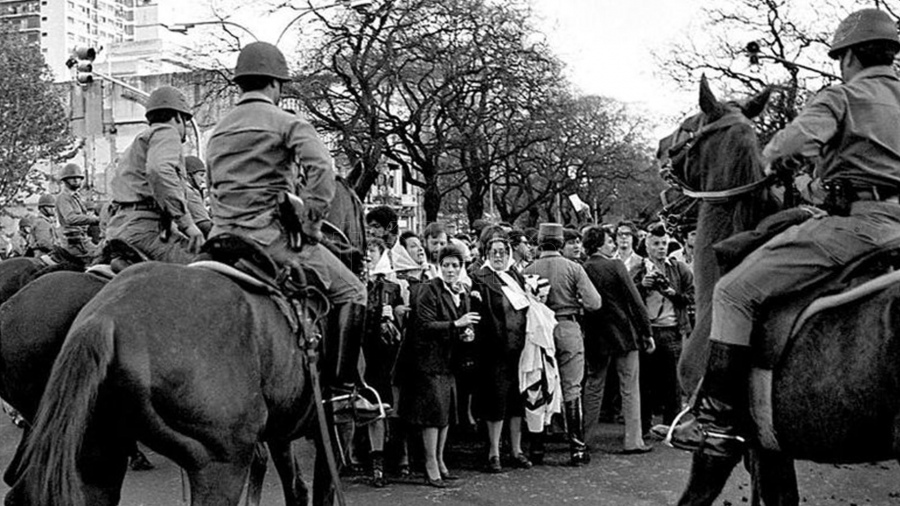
471, 228, 532, 472
399, 244, 479, 487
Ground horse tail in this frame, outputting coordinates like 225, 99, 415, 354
19, 317, 116, 506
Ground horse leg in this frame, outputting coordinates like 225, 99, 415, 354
676, 452, 742, 506
188, 461, 252, 506
747, 447, 798, 506
268, 441, 309, 506
245, 444, 269, 506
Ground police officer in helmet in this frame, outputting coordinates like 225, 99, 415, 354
56, 162, 99, 260
206, 42, 374, 410
30, 193, 59, 257
107, 85, 203, 263
669, 8, 900, 458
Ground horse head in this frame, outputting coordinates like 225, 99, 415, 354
659, 74, 771, 196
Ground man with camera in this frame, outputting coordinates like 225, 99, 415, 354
633, 222, 693, 439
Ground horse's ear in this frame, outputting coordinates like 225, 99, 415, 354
742, 87, 772, 119
699, 74, 719, 115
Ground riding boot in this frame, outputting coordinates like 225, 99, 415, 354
326, 302, 380, 412
668, 342, 750, 458
565, 398, 590, 466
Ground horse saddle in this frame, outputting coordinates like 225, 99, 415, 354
752, 237, 900, 369
196, 234, 283, 293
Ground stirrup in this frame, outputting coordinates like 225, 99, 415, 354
328, 384, 388, 425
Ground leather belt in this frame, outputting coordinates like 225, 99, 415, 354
113, 200, 161, 213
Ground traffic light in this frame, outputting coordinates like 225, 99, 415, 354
66, 46, 97, 86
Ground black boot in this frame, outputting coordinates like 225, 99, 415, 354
565, 398, 590, 466
668, 342, 750, 458
325, 302, 381, 412
528, 431, 545, 465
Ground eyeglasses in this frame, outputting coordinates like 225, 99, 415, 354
617, 231, 633, 237
488, 249, 509, 257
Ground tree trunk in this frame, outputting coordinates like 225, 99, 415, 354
423, 179, 442, 224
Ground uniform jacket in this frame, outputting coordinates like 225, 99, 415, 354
763, 65, 900, 189
634, 257, 694, 338
582, 253, 652, 362
523, 251, 602, 317
29, 213, 58, 254
56, 187, 95, 239
206, 92, 335, 245
111, 123, 194, 232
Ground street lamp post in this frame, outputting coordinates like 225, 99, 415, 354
163, 21, 259, 41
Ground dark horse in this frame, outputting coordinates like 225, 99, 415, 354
661, 76, 900, 505
9, 183, 367, 506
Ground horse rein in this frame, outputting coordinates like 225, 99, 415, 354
662, 112, 777, 204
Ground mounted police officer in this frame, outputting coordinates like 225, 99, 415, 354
56, 162, 99, 260
30, 193, 59, 257
184, 155, 212, 237
670, 8, 900, 458
107, 85, 203, 263
206, 42, 372, 409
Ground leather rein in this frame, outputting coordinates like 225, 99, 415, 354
661, 112, 778, 205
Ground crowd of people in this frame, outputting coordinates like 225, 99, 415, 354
354, 205, 696, 488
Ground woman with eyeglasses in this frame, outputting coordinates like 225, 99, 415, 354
398, 244, 479, 488
470, 226, 533, 473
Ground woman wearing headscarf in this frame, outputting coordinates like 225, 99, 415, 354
471, 226, 532, 473
398, 244, 479, 488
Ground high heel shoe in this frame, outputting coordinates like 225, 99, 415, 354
424, 475, 448, 488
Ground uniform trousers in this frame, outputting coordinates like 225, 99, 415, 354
711, 201, 900, 347
107, 210, 194, 264
553, 319, 585, 402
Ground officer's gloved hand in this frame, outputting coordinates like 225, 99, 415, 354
184, 225, 205, 254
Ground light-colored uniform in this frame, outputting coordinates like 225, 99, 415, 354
712, 65, 900, 347
29, 213, 58, 256
56, 187, 96, 259
107, 123, 197, 264
206, 91, 365, 305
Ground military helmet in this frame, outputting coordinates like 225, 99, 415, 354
829, 8, 900, 59
184, 155, 206, 175
59, 163, 84, 180
145, 86, 193, 119
38, 194, 56, 207
234, 42, 291, 82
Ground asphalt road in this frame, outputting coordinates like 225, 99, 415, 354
0, 416, 896, 505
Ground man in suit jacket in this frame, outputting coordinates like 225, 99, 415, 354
582, 226, 655, 453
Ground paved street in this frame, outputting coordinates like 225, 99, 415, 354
0, 416, 897, 505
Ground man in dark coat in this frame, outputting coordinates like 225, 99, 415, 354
582, 226, 655, 453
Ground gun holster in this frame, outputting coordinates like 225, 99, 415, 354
278, 192, 307, 249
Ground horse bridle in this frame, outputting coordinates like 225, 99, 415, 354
659, 111, 778, 233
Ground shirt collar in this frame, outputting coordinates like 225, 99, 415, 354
850, 65, 899, 83
237, 91, 276, 106
539, 251, 561, 258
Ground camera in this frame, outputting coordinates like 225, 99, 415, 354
649, 272, 671, 292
